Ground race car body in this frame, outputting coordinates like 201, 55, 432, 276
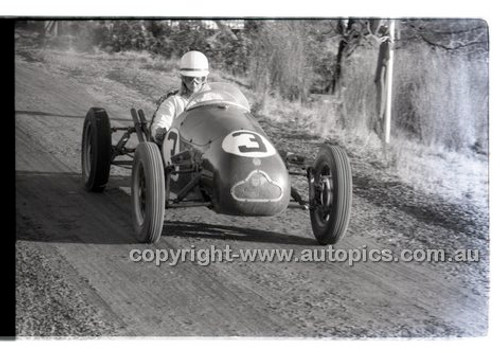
162, 83, 290, 216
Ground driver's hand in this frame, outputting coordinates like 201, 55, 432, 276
155, 127, 167, 143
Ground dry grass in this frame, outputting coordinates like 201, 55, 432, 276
342, 49, 380, 133
249, 21, 313, 102
388, 136, 488, 210
393, 45, 488, 151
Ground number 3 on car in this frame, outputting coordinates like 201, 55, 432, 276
222, 130, 276, 158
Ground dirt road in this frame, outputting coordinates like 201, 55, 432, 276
15, 54, 489, 337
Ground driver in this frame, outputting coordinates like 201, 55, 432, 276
151, 50, 209, 144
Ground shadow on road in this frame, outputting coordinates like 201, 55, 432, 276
16, 170, 136, 244
164, 221, 318, 246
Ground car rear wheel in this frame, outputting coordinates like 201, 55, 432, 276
81, 107, 112, 192
309, 144, 352, 245
132, 142, 165, 243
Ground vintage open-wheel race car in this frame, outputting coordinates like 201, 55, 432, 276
81, 82, 352, 245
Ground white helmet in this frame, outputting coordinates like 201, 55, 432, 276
179, 51, 209, 77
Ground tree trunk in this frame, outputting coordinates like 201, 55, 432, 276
330, 19, 354, 95
330, 40, 346, 94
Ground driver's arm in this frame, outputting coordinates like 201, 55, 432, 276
151, 97, 177, 143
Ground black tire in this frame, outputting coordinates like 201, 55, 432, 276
81, 107, 112, 192
131, 142, 165, 243
309, 144, 352, 245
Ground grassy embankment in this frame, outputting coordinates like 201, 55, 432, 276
250, 43, 488, 210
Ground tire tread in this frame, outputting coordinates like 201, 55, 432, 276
310, 144, 352, 245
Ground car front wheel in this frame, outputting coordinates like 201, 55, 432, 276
309, 144, 352, 245
81, 107, 112, 192
131, 142, 165, 243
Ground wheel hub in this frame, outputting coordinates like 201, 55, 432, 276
133, 163, 147, 226
83, 125, 93, 179
319, 175, 333, 208
310, 165, 334, 225
139, 168, 146, 219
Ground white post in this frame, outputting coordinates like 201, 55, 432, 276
384, 20, 396, 144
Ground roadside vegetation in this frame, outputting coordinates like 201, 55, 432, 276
15, 19, 489, 210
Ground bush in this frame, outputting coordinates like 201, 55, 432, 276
341, 48, 379, 133
393, 43, 488, 151
248, 21, 314, 102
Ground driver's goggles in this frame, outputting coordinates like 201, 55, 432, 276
182, 76, 207, 84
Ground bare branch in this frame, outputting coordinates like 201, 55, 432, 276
430, 26, 486, 36
420, 34, 488, 51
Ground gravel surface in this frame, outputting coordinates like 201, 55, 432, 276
16, 241, 126, 336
